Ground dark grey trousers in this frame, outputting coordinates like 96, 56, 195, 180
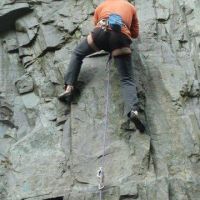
64, 38, 139, 115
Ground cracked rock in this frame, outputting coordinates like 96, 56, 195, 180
15, 73, 34, 94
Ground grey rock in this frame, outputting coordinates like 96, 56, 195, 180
38, 101, 58, 122
38, 24, 64, 51
21, 92, 40, 109
169, 178, 189, 200
93, 0, 104, 7
38, 79, 56, 98
189, 80, 200, 97
159, 63, 188, 101
0, 3, 31, 32
180, 80, 200, 97
0, 3, 30, 16
6, 126, 71, 200
156, 7, 170, 22
58, 1, 88, 24
0, 100, 15, 131
47, 68, 62, 85
0, 0, 200, 199
3, 127, 17, 141
15, 13, 39, 47
0, 102, 13, 122
56, 115, 68, 126
15, 73, 34, 94
145, 178, 169, 200
81, 18, 94, 36
56, 17, 77, 34
120, 182, 138, 198
0, 123, 9, 138
4, 30, 18, 52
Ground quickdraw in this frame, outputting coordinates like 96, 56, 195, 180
97, 167, 104, 190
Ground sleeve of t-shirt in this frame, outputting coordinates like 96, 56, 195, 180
93, 5, 102, 26
130, 8, 139, 38
93, 8, 98, 25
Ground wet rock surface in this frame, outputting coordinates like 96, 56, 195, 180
0, 0, 200, 200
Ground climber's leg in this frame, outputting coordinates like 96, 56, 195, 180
58, 39, 95, 101
114, 54, 145, 132
114, 54, 139, 114
64, 38, 96, 86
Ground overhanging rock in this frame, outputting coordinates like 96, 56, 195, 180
0, 3, 31, 32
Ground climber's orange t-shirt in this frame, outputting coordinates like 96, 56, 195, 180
93, 0, 139, 39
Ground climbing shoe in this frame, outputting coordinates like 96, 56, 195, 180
58, 85, 74, 102
58, 91, 72, 101
128, 110, 145, 133
58, 90, 73, 102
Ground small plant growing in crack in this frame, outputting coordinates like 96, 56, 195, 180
0, 153, 19, 173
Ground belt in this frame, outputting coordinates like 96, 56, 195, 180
97, 18, 128, 30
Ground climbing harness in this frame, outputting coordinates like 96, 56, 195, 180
97, 167, 104, 190
98, 14, 128, 32
97, 55, 111, 200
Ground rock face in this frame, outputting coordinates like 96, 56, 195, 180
0, 0, 200, 200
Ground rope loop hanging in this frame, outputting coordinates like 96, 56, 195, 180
97, 55, 112, 200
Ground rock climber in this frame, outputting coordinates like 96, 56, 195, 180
58, 0, 145, 132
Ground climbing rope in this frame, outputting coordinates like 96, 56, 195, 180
97, 55, 111, 200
